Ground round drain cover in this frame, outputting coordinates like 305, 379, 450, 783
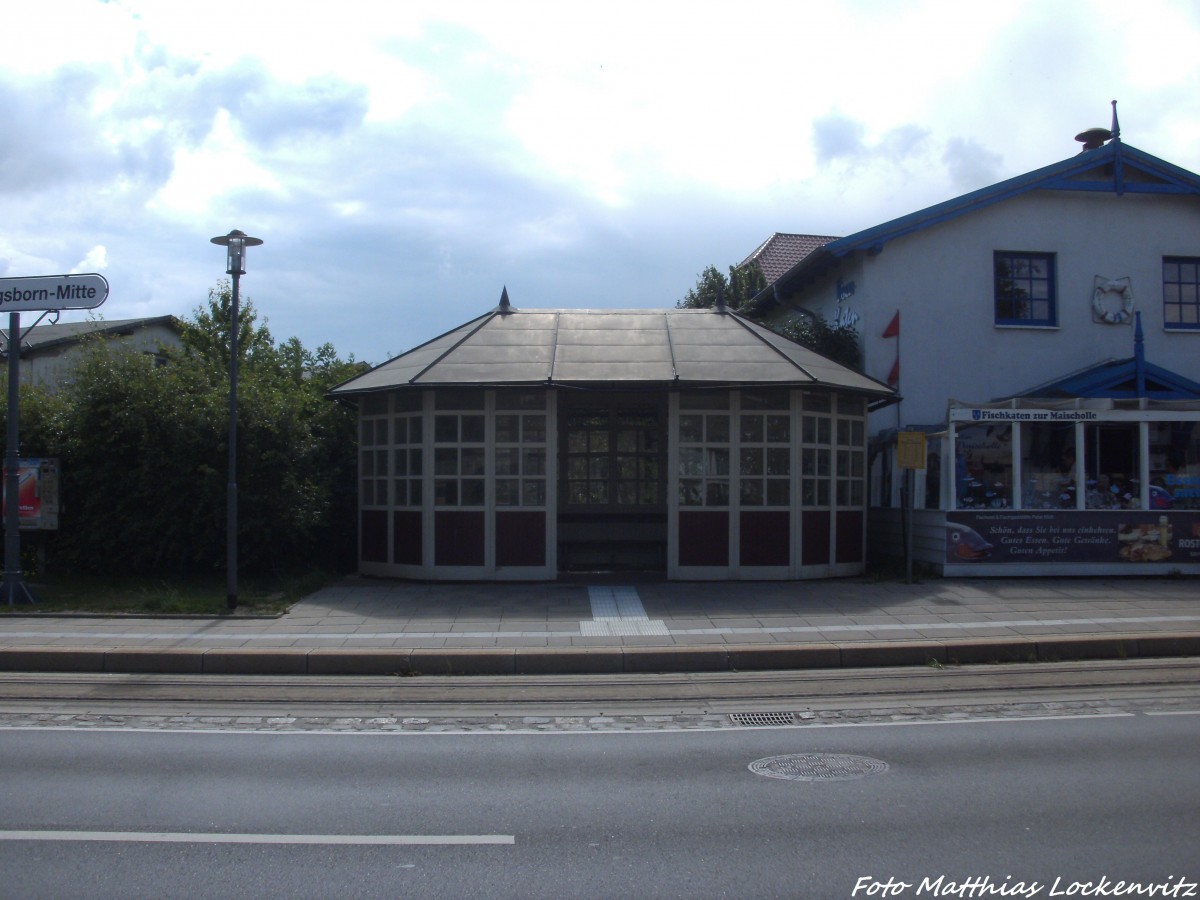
749, 753, 889, 782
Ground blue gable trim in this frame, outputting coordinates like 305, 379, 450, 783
1016, 358, 1200, 401
827, 142, 1200, 257
748, 141, 1200, 314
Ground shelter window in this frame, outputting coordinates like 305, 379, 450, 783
955, 423, 1012, 509
1163, 257, 1200, 330
434, 408, 486, 508
834, 417, 865, 507
677, 392, 730, 508
1084, 424, 1140, 509
360, 412, 389, 507
994, 252, 1056, 327
800, 412, 832, 507
495, 392, 547, 508
1150, 421, 1200, 510
565, 407, 662, 507
739, 390, 790, 507
392, 412, 423, 508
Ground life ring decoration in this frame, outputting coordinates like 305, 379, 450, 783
1092, 276, 1134, 325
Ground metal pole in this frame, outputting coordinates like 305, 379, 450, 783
4, 312, 30, 605
226, 273, 240, 611
904, 468, 914, 585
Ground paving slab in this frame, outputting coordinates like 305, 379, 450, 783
0, 575, 1198, 675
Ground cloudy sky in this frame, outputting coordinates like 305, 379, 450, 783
2, 0, 1198, 364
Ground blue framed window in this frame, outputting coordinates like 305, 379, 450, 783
1163, 257, 1200, 330
994, 252, 1056, 326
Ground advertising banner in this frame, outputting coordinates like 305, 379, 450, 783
946, 510, 1200, 566
1, 459, 60, 530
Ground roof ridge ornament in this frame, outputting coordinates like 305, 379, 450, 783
498, 286, 512, 314
1075, 101, 1121, 153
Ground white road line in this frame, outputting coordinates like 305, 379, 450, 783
1143, 710, 1200, 716
0, 830, 514, 845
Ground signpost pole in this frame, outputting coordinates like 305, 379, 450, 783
4, 312, 32, 604
0, 272, 109, 604
905, 468, 914, 585
896, 432, 927, 586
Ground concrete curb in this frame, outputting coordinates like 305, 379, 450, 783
0, 633, 1197, 676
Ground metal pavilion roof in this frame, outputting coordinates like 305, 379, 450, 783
329, 304, 893, 400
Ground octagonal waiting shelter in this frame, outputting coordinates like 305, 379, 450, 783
329, 295, 894, 580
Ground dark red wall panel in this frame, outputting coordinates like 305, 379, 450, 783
496, 511, 546, 567
740, 511, 790, 567
393, 510, 423, 565
678, 510, 729, 567
361, 510, 388, 564
801, 510, 831, 566
435, 510, 486, 566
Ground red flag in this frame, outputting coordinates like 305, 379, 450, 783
887, 357, 900, 388
882, 311, 900, 338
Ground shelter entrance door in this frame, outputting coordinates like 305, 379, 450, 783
557, 393, 667, 572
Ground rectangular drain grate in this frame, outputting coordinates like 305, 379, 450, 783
728, 712, 796, 727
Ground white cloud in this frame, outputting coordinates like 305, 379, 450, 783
0, 0, 1197, 362
74, 246, 109, 273
149, 109, 283, 218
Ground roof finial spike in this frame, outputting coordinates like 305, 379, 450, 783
498, 286, 511, 314
1110, 100, 1121, 142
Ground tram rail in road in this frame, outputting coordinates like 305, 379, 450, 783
0, 658, 1197, 721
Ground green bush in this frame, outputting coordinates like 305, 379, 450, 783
5, 285, 364, 579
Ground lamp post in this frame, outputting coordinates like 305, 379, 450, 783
210, 229, 263, 610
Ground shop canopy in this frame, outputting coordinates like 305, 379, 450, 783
330, 300, 895, 404
1013, 357, 1200, 402
1011, 315, 1200, 402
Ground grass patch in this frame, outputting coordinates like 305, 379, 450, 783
1, 570, 336, 617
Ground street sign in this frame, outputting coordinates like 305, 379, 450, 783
897, 431, 927, 470
0, 273, 109, 311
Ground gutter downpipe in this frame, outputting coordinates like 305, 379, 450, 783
1134, 311, 1146, 399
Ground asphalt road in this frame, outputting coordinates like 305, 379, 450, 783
2, 709, 1197, 899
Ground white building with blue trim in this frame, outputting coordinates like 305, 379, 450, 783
747, 113, 1200, 575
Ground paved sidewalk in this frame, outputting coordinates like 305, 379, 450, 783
1, 576, 1198, 675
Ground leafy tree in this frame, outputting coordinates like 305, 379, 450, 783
179, 280, 277, 376
676, 262, 767, 311
8, 286, 364, 579
677, 261, 860, 369
773, 312, 861, 370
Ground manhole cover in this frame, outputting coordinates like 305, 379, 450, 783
748, 753, 889, 782
729, 712, 796, 727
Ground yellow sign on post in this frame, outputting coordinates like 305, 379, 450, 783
897, 431, 926, 470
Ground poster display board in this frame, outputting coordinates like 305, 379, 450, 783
1, 459, 59, 530
947, 510, 1200, 566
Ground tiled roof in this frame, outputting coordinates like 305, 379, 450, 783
0, 316, 181, 353
329, 306, 891, 398
737, 233, 840, 284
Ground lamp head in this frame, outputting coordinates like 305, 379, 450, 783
210, 229, 263, 275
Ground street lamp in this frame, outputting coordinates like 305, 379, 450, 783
210, 229, 263, 610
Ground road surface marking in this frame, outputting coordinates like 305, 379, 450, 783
0, 830, 514, 845
581, 586, 669, 636
1143, 709, 1200, 716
